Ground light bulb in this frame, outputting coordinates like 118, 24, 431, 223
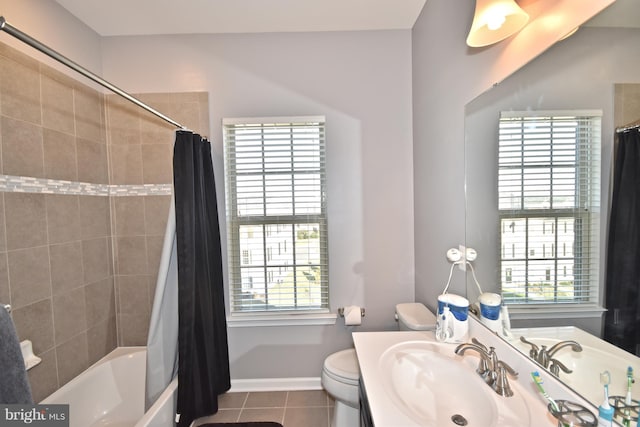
487, 13, 506, 30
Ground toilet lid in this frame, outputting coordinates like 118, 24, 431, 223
324, 348, 359, 382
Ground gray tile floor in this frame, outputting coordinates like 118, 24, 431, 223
193, 390, 334, 427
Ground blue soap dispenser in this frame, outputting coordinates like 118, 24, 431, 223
598, 371, 614, 427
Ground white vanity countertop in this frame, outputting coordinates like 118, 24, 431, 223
353, 326, 593, 427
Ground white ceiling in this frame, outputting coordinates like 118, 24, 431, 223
53, 0, 638, 38
54, 0, 428, 36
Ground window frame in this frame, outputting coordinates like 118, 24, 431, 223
497, 110, 602, 310
222, 116, 333, 326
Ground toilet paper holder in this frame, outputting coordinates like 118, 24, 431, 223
338, 307, 365, 317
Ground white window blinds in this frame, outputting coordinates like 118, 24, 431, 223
223, 117, 328, 313
498, 111, 601, 305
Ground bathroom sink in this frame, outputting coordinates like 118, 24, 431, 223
377, 340, 531, 427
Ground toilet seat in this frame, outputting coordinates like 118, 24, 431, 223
322, 348, 359, 386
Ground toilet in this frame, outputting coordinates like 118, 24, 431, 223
321, 302, 436, 427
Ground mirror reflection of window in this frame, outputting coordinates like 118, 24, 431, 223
498, 111, 601, 305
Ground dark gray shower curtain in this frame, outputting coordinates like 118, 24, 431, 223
604, 128, 640, 355
173, 130, 230, 427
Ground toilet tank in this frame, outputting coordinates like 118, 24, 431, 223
395, 303, 436, 331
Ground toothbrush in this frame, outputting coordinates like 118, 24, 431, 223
599, 371, 614, 426
532, 371, 559, 412
623, 367, 634, 427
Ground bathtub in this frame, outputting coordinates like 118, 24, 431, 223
41, 347, 178, 427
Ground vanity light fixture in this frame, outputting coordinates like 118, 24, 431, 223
466, 0, 530, 47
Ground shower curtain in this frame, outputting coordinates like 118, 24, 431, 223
604, 128, 640, 356
173, 130, 230, 426
145, 198, 179, 410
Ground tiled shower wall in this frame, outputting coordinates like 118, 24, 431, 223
0, 41, 210, 401
106, 92, 209, 346
614, 83, 640, 129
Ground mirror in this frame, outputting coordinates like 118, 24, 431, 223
464, 0, 640, 410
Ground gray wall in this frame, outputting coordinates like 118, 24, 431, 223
99, 31, 416, 379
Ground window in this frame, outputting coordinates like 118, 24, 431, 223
498, 111, 601, 305
223, 116, 328, 314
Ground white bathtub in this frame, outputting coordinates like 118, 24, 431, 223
41, 347, 178, 427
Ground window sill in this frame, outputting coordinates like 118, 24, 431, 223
227, 312, 337, 327
507, 304, 606, 320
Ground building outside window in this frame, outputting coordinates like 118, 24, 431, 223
498, 111, 601, 306
223, 116, 328, 314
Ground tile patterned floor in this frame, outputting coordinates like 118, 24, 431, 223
193, 390, 335, 427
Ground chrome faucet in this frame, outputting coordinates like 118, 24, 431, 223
519, 336, 582, 377
455, 338, 518, 397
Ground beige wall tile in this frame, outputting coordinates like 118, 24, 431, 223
115, 236, 148, 275
0, 54, 41, 125
43, 128, 78, 181
55, 332, 89, 387
74, 85, 105, 143
0, 252, 9, 305
118, 312, 149, 346
11, 298, 54, 354
79, 196, 111, 239
85, 277, 115, 326
142, 143, 173, 184
76, 137, 108, 184
52, 287, 87, 344
49, 242, 83, 295
5, 192, 47, 250
86, 317, 117, 365
0, 194, 6, 251
146, 236, 163, 288
46, 195, 81, 245
168, 101, 201, 132
1, 116, 44, 178
116, 275, 149, 315
114, 197, 146, 236
109, 144, 143, 185
106, 95, 141, 145
82, 237, 111, 284
8, 246, 51, 308
27, 348, 58, 403
144, 195, 171, 236
41, 68, 75, 134
140, 110, 174, 145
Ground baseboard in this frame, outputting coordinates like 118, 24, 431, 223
230, 377, 322, 392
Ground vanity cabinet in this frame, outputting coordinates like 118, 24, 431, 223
359, 378, 374, 427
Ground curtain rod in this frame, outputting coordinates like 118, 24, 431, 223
0, 16, 186, 130
616, 122, 640, 134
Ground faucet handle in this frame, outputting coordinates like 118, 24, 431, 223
497, 360, 518, 378
519, 336, 539, 359
549, 358, 572, 377
471, 337, 487, 351
493, 361, 518, 397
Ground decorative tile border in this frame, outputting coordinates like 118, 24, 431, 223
0, 175, 172, 196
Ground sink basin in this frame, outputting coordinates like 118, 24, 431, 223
378, 340, 530, 427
